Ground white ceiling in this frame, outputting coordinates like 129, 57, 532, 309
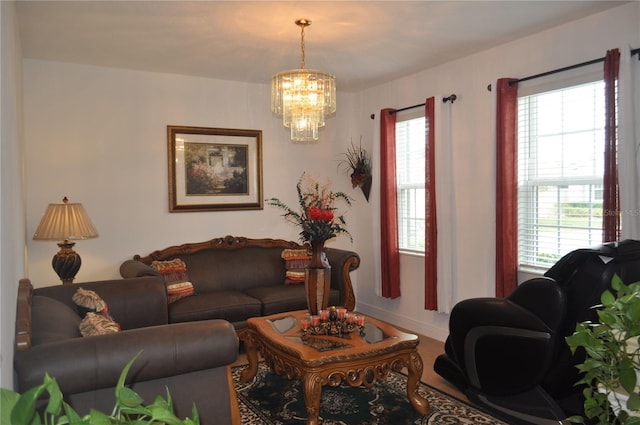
15, 0, 628, 92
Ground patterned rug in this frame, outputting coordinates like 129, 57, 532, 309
232, 362, 508, 424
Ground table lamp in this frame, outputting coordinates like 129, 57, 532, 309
33, 197, 98, 284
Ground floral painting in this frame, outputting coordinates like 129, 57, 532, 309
185, 143, 248, 195
168, 126, 263, 212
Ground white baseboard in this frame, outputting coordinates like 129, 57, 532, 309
355, 301, 450, 342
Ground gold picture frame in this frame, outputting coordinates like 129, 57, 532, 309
167, 125, 263, 212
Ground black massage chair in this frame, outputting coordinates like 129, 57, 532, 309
434, 240, 640, 424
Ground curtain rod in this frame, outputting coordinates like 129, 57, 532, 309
512, 56, 605, 86
488, 47, 640, 91
381, 94, 458, 117
390, 102, 425, 114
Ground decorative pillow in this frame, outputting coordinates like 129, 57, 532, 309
73, 287, 111, 318
150, 258, 195, 303
282, 248, 311, 285
79, 312, 120, 337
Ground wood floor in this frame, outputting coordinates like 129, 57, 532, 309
410, 332, 467, 401
232, 324, 468, 402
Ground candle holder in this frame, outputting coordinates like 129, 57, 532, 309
300, 306, 365, 337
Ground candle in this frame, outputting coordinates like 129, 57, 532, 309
320, 309, 329, 321
312, 315, 320, 326
356, 315, 364, 326
347, 313, 355, 324
301, 317, 310, 330
338, 308, 347, 319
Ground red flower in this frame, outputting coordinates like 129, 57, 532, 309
321, 210, 334, 222
308, 207, 322, 221
266, 173, 352, 243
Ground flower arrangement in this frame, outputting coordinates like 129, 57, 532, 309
338, 137, 372, 201
266, 173, 352, 243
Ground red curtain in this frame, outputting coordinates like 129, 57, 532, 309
380, 108, 401, 298
603, 48, 620, 242
495, 79, 519, 298
424, 98, 438, 310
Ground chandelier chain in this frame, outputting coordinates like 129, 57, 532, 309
300, 23, 306, 69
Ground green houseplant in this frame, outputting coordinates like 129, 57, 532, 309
1, 353, 199, 425
566, 274, 640, 425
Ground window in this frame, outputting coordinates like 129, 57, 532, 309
396, 112, 425, 252
518, 79, 605, 269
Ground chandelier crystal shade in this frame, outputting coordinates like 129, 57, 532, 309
271, 19, 336, 144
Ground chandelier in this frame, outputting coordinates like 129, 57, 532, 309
271, 19, 336, 144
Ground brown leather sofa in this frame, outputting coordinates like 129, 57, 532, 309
119, 235, 361, 336
14, 276, 240, 425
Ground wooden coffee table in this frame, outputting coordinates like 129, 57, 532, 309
240, 310, 429, 425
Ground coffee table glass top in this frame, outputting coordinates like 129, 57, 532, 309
267, 315, 395, 353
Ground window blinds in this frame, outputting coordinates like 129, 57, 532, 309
517, 80, 605, 269
395, 114, 426, 252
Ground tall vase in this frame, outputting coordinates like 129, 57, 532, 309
305, 240, 331, 315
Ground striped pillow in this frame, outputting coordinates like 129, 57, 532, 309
150, 258, 195, 303
282, 248, 311, 285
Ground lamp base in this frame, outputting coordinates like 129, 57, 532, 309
52, 241, 81, 285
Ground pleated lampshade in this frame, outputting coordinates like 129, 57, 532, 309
33, 197, 98, 241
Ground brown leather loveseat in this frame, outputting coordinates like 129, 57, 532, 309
13, 276, 240, 425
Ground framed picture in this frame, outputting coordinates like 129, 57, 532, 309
167, 125, 263, 212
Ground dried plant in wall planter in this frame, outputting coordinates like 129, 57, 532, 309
339, 137, 372, 202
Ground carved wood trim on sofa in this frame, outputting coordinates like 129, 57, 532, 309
16, 278, 33, 351
134, 235, 305, 263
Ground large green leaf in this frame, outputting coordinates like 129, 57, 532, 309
11, 384, 45, 425
598, 309, 618, 326
148, 404, 183, 425
627, 299, 640, 322
601, 290, 616, 307
42, 374, 63, 417
116, 386, 144, 408
190, 404, 199, 424
115, 352, 141, 391
628, 392, 640, 411
1, 388, 20, 425
567, 332, 590, 349
626, 416, 640, 425
612, 274, 623, 291
619, 365, 637, 393
87, 408, 115, 425
62, 401, 85, 425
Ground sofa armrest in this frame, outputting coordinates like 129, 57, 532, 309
325, 248, 360, 310
120, 259, 161, 278
33, 276, 168, 330
15, 319, 238, 395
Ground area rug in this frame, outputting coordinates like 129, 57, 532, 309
232, 362, 507, 424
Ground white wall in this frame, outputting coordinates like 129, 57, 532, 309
18, 2, 640, 362
23, 62, 364, 286
354, 2, 640, 341
1, 0, 26, 389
